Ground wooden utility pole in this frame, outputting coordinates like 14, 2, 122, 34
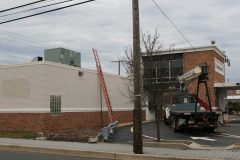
112, 60, 123, 75
132, 0, 143, 154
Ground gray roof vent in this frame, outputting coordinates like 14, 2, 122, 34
211, 40, 216, 45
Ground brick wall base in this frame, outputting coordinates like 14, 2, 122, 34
0, 111, 146, 133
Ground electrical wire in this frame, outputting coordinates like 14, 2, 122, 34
81, 52, 114, 62
0, 34, 114, 62
0, 36, 48, 49
0, 0, 77, 18
0, 50, 30, 60
152, 0, 195, 50
0, 30, 115, 62
0, 30, 52, 48
0, 0, 49, 13
0, 0, 115, 62
0, 0, 95, 25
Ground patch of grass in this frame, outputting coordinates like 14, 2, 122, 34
0, 131, 37, 139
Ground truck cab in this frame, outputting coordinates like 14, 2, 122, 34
164, 93, 222, 132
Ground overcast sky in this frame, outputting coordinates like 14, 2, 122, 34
0, 0, 239, 82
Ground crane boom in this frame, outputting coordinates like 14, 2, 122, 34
178, 66, 202, 84
177, 63, 211, 111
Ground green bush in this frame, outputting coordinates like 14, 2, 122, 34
228, 102, 240, 114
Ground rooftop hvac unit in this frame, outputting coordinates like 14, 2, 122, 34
44, 48, 81, 67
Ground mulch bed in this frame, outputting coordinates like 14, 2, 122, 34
46, 128, 100, 142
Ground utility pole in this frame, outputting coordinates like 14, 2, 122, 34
132, 0, 143, 154
112, 60, 123, 75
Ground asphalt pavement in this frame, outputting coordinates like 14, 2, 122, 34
0, 150, 104, 160
0, 118, 239, 160
111, 120, 240, 147
0, 137, 239, 160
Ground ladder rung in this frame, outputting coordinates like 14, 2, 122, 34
93, 48, 114, 122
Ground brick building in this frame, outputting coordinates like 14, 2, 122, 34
0, 61, 144, 133
215, 83, 240, 111
228, 89, 240, 97
142, 45, 227, 110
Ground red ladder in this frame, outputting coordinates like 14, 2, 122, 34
93, 48, 114, 122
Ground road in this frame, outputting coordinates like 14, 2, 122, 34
0, 150, 105, 160
111, 119, 240, 147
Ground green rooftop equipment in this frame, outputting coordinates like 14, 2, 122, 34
44, 48, 81, 67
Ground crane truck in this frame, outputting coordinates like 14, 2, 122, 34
164, 63, 222, 132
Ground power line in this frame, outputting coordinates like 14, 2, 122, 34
0, 36, 47, 49
0, 30, 53, 48
0, 0, 114, 62
0, 0, 95, 25
0, 0, 77, 18
0, 33, 49, 48
0, 50, 30, 60
82, 53, 114, 62
0, 0, 48, 13
0, 29, 55, 47
152, 0, 195, 50
0, 29, 115, 62
0, 1, 118, 65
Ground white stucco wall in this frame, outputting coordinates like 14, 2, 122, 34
0, 64, 47, 112
0, 62, 133, 113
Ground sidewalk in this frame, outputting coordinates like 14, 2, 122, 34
0, 138, 239, 160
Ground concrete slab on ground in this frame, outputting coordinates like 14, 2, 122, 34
0, 138, 240, 160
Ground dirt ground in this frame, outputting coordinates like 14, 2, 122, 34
46, 128, 100, 142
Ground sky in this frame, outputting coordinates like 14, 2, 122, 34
0, 0, 239, 82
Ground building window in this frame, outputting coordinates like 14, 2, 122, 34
227, 90, 233, 94
170, 60, 183, 77
236, 90, 240, 94
50, 95, 61, 115
143, 58, 183, 90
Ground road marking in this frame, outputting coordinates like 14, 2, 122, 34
227, 124, 240, 127
130, 127, 158, 140
131, 126, 240, 142
190, 137, 216, 141
220, 133, 240, 139
205, 132, 240, 139
142, 135, 157, 140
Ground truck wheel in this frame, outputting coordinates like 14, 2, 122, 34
205, 127, 215, 133
171, 116, 179, 132
173, 117, 179, 132
170, 116, 174, 128
164, 115, 168, 125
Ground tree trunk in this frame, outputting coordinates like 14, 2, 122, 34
154, 93, 162, 142
155, 105, 160, 142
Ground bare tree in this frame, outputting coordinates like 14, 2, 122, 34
118, 45, 134, 102
141, 29, 164, 53
141, 29, 165, 142
119, 29, 176, 142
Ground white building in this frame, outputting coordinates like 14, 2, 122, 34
0, 61, 143, 132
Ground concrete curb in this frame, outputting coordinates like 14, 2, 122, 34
141, 139, 192, 149
0, 144, 208, 160
231, 144, 240, 150
118, 121, 153, 128
143, 141, 191, 149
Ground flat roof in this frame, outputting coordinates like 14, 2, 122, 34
214, 83, 240, 90
0, 61, 127, 79
142, 45, 226, 58
227, 96, 240, 100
